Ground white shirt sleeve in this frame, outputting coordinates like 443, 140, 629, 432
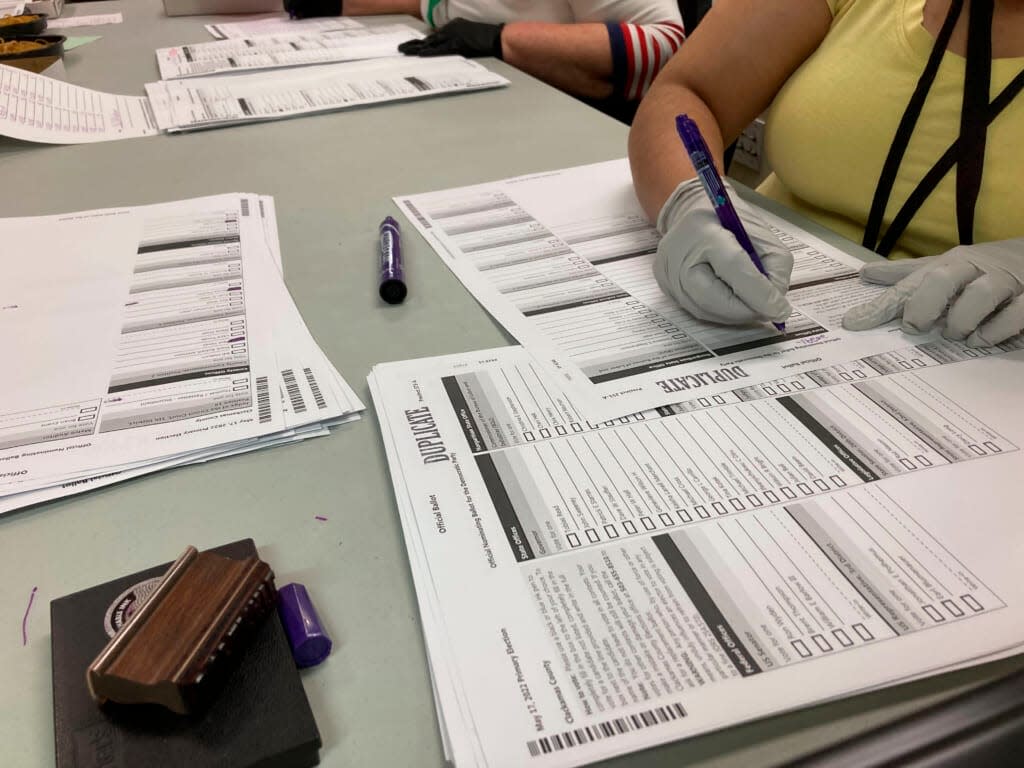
568, 0, 683, 25
425, 0, 682, 27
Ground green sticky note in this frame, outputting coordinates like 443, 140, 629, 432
63, 36, 101, 51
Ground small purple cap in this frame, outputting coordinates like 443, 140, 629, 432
278, 583, 332, 668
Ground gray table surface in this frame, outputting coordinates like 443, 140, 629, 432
2, 2, 1022, 766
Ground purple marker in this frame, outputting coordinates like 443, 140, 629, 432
675, 114, 786, 333
378, 216, 407, 305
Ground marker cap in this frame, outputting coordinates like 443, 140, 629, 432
277, 582, 332, 668
379, 278, 407, 304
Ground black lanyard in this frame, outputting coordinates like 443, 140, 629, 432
862, 0, 1024, 256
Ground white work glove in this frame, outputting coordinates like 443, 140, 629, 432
842, 239, 1024, 347
654, 178, 793, 325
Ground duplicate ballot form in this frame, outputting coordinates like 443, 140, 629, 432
370, 342, 1024, 768
395, 160, 958, 422
383, 158, 1024, 766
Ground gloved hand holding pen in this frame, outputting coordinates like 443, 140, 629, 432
655, 176, 793, 326
843, 239, 1024, 347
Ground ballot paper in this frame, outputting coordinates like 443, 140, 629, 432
394, 159, 969, 422
205, 15, 364, 40
0, 65, 158, 143
156, 25, 423, 80
656, 333, 1024, 414
144, 56, 509, 133
0, 194, 362, 514
369, 344, 1024, 768
47, 12, 123, 29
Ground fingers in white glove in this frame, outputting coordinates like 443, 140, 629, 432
681, 263, 787, 324
841, 275, 924, 331
858, 256, 934, 286
654, 191, 794, 325
843, 240, 1024, 338
757, 248, 792, 294
654, 238, 779, 325
966, 295, 1024, 347
702, 243, 792, 322
944, 272, 1019, 341
841, 258, 930, 331
901, 261, 980, 333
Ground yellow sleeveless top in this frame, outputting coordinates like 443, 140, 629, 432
759, 0, 1024, 258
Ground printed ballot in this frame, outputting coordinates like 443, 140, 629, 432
0, 194, 362, 513
370, 343, 1024, 767
145, 56, 508, 133
395, 160, 974, 421
156, 25, 423, 80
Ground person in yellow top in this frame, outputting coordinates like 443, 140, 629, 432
629, 0, 1024, 347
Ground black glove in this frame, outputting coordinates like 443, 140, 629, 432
283, 0, 342, 19
398, 18, 505, 59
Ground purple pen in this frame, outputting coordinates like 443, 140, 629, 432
675, 114, 786, 333
378, 216, 407, 304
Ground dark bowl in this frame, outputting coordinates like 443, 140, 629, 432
0, 34, 65, 72
0, 13, 48, 36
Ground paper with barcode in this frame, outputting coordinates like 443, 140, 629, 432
156, 25, 423, 80
0, 194, 362, 513
144, 56, 509, 133
0, 196, 284, 494
370, 344, 1024, 767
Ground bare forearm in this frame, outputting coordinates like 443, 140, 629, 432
628, 0, 831, 223
629, 84, 724, 223
500, 22, 614, 101
343, 0, 419, 16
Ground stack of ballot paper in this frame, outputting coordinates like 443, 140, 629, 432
144, 56, 509, 134
155, 25, 424, 80
0, 193, 362, 514
369, 341, 1024, 767
0, 13, 506, 144
145, 17, 507, 134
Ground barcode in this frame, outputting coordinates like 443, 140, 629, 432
401, 199, 431, 230
405, 76, 433, 92
303, 367, 327, 409
255, 376, 271, 423
526, 702, 686, 758
281, 368, 307, 414
240, 198, 250, 216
